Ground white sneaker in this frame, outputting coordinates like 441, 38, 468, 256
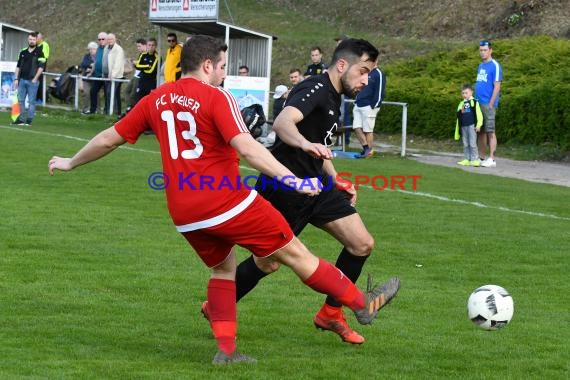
481, 158, 496, 167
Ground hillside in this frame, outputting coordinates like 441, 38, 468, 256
1, 0, 569, 76
2, 0, 568, 153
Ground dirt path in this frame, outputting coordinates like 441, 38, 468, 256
409, 152, 570, 188
355, 140, 570, 188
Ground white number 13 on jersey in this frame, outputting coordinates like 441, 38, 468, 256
162, 110, 203, 159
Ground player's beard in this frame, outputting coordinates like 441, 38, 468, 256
340, 72, 359, 99
29, 43, 36, 48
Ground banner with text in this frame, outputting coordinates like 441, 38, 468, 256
149, 0, 218, 21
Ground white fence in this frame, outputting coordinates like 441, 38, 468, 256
41, 71, 130, 116
382, 101, 408, 157
343, 99, 409, 157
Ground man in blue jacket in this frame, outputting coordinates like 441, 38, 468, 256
352, 61, 385, 158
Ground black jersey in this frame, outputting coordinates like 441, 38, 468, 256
304, 62, 327, 77
16, 47, 45, 80
270, 73, 341, 178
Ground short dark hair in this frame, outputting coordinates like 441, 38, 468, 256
331, 38, 379, 66
462, 83, 473, 91
310, 46, 322, 54
147, 38, 157, 45
136, 38, 147, 44
289, 68, 302, 75
181, 35, 228, 73
167, 33, 177, 40
29, 32, 38, 38
239, 65, 249, 72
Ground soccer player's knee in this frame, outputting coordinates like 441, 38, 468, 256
351, 234, 374, 256
273, 238, 312, 266
254, 256, 281, 274
260, 260, 281, 273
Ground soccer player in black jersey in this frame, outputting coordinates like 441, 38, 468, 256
203, 38, 401, 345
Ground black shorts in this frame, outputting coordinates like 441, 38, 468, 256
256, 174, 357, 235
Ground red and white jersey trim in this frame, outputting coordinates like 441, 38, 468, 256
175, 190, 258, 232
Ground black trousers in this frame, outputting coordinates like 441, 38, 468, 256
134, 79, 157, 105
89, 80, 107, 114
105, 80, 122, 115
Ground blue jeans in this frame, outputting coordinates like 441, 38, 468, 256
17, 79, 39, 121
461, 124, 478, 161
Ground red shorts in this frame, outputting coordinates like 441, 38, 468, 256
181, 194, 294, 268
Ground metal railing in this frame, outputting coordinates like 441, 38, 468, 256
382, 101, 409, 157
41, 71, 130, 115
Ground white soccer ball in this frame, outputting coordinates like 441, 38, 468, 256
467, 285, 514, 330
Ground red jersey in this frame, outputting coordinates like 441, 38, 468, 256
115, 77, 255, 231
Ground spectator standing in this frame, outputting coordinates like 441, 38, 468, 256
352, 61, 386, 158
475, 39, 503, 168
125, 38, 147, 112
105, 33, 125, 116
13, 31, 45, 126
288, 68, 304, 86
36, 32, 50, 104
79, 41, 98, 113
455, 83, 483, 166
164, 33, 182, 83
85, 32, 108, 115
134, 38, 158, 104
304, 46, 327, 77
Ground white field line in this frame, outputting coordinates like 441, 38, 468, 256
0, 125, 159, 154
3, 125, 569, 222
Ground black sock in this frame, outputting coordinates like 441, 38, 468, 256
236, 255, 268, 302
325, 248, 369, 307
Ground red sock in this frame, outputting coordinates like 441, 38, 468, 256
303, 258, 365, 310
207, 278, 237, 355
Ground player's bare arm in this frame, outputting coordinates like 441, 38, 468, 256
489, 81, 501, 109
273, 106, 332, 160
48, 126, 126, 175
230, 133, 321, 196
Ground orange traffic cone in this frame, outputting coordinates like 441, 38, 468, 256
11, 94, 20, 122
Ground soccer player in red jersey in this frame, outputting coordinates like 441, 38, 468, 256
48, 35, 395, 364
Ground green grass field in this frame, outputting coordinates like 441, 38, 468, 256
1, 110, 569, 379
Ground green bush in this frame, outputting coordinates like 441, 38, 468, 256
376, 36, 570, 151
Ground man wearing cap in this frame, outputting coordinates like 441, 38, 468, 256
272, 85, 288, 119
475, 39, 502, 168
